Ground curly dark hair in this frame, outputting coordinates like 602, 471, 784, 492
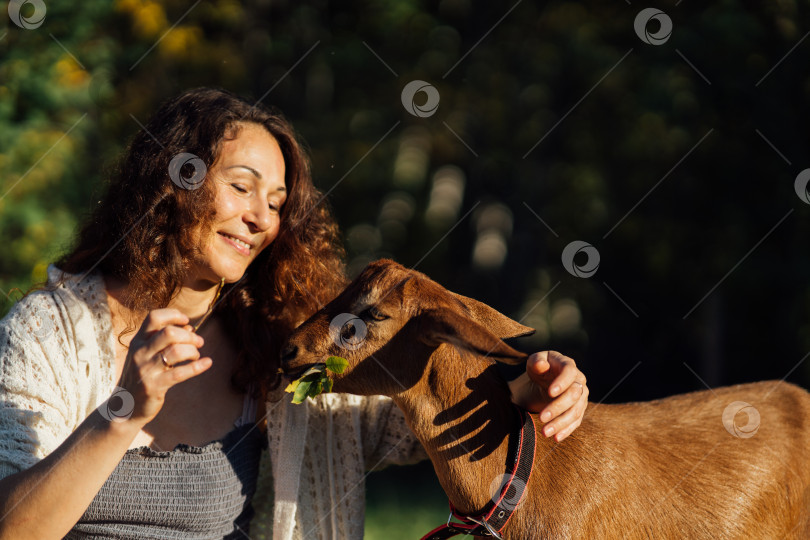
58, 87, 347, 397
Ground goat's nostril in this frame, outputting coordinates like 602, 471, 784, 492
280, 344, 299, 366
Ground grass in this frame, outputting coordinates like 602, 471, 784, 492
364, 461, 450, 539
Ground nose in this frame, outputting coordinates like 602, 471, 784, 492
245, 200, 273, 232
280, 344, 299, 367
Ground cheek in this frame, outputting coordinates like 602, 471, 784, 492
213, 192, 240, 220
257, 216, 282, 253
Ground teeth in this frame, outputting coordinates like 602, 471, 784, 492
223, 234, 250, 250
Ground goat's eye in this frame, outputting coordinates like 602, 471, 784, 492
364, 306, 388, 321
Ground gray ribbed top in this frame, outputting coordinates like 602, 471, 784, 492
64, 392, 267, 540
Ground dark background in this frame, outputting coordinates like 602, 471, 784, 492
2, 1, 809, 537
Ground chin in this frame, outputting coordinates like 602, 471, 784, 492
217, 266, 249, 284
210, 253, 254, 281
198, 259, 248, 285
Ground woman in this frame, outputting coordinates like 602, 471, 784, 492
0, 87, 588, 539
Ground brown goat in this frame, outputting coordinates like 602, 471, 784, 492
281, 259, 810, 539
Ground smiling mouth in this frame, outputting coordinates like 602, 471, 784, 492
219, 232, 252, 255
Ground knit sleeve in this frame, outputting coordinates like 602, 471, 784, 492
359, 395, 427, 471
0, 291, 77, 481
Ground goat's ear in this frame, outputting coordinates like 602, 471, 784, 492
416, 308, 527, 365
449, 292, 535, 339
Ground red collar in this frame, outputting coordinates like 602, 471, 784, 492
421, 406, 537, 540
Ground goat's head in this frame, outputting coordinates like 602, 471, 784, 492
281, 259, 535, 396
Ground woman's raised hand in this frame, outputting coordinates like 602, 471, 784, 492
0, 309, 211, 539
117, 309, 212, 426
508, 351, 589, 442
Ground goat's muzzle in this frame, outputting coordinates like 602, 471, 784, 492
280, 344, 299, 369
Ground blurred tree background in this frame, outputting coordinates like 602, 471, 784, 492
2, 0, 810, 538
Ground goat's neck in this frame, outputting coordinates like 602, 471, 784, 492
392, 345, 540, 515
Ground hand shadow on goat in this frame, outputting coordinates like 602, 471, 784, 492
430, 365, 516, 463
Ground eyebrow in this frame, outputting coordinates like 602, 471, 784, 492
225, 165, 287, 192
225, 165, 262, 179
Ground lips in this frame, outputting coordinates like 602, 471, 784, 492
219, 232, 253, 256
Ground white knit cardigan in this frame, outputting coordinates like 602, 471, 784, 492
0, 266, 426, 539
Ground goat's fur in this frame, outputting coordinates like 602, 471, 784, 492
282, 259, 810, 539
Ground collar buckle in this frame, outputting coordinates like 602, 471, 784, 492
466, 515, 504, 539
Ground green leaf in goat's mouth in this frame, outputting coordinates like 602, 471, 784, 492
285, 356, 348, 404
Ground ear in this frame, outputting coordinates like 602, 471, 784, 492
416, 308, 527, 365
449, 292, 535, 339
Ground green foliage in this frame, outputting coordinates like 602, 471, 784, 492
0, 0, 113, 306
286, 356, 346, 403
325, 355, 349, 374
3, 2, 810, 535
285, 364, 325, 404
0, 0, 807, 392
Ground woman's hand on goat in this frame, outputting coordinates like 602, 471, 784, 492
508, 351, 588, 442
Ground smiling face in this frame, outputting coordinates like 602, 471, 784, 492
191, 122, 288, 286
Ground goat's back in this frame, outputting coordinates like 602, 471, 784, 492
511, 381, 810, 540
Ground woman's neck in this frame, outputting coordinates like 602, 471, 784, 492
169, 281, 222, 324
104, 274, 222, 325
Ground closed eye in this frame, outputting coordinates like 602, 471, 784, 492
363, 306, 388, 321
231, 183, 248, 194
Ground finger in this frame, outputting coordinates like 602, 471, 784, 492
527, 352, 550, 372
159, 357, 213, 386
553, 392, 588, 442
542, 395, 583, 438
543, 386, 588, 438
525, 353, 552, 381
139, 309, 190, 335
538, 380, 584, 423
142, 325, 204, 361
545, 353, 581, 398
158, 343, 202, 368
527, 351, 572, 386
553, 417, 582, 442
